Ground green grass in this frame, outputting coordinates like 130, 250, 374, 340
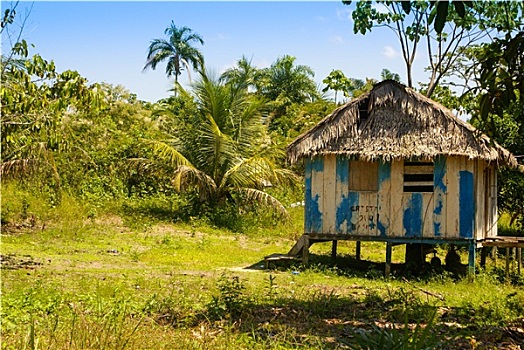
2, 184, 524, 349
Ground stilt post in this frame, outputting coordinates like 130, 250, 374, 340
356, 241, 361, 261
480, 246, 488, 268
505, 247, 511, 281
468, 240, 476, 282
331, 240, 338, 261
517, 248, 522, 275
385, 242, 392, 278
302, 235, 310, 266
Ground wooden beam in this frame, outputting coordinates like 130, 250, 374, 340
356, 241, 361, 260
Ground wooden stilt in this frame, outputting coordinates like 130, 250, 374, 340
480, 246, 488, 268
385, 242, 392, 278
302, 235, 310, 266
468, 241, 476, 282
331, 240, 338, 261
356, 241, 361, 260
493, 246, 497, 267
517, 248, 522, 275
505, 247, 510, 281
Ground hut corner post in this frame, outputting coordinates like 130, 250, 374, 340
468, 240, 476, 282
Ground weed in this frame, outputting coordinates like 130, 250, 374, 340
207, 274, 247, 320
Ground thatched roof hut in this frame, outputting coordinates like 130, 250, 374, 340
287, 80, 517, 168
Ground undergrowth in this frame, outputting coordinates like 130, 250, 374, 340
2, 183, 523, 349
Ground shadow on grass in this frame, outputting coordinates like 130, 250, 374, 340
252, 253, 450, 282
204, 289, 524, 349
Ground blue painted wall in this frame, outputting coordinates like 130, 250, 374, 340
459, 170, 474, 238
433, 156, 447, 237
304, 155, 481, 241
403, 193, 423, 237
305, 157, 323, 233
377, 161, 391, 236
335, 156, 349, 233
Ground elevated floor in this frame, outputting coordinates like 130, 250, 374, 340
265, 234, 523, 280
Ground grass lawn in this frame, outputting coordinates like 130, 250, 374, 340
1, 188, 524, 349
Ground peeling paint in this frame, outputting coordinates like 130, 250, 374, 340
403, 193, 423, 237
459, 170, 474, 238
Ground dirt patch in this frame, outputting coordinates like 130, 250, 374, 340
0, 254, 44, 270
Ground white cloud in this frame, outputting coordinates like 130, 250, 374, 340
329, 35, 345, 44
382, 45, 399, 59
316, 15, 328, 23
336, 8, 352, 21
209, 32, 229, 42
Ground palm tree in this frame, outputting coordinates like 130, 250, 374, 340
256, 55, 318, 104
147, 69, 297, 215
220, 55, 258, 92
143, 21, 204, 87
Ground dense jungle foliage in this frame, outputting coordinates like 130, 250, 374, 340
2, 1, 523, 230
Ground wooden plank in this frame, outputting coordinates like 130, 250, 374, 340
322, 155, 337, 234
310, 157, 324, 233
335, 156, 350, 234
377, 160, 391, 237
486, 166, 498, 237
390, 160, 404, 237
402, 192, 423, 237
475, 160, 486, 240
356, 192, 379, 236
404, 181, 434, 187
422, 193, 434, 237
347, 191, 360, 234
446, 156, 460, 238
304, 159, 313, 233
404, 165, 434, 175
433, 156, 447, 238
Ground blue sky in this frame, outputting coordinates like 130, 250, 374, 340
4, 1, 431, 102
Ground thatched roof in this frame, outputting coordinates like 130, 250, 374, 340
287, 80, 517, 168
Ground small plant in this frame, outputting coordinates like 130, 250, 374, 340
265, 274, 278, 299
207, 274, 247, 320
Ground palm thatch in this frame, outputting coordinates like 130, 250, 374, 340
287, 80, 517, 167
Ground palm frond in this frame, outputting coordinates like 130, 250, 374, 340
142, 139, 191, 169
237, 188, 289, 219
172, 164, 217, 200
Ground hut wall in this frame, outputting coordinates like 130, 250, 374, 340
304, 155, 496, 240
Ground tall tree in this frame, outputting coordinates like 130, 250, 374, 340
322, 69, 352, 104
143, 21, 204, 88
256, 55, 318, 105
220, 55, 258, 92
346, 1, 519, 98
147, 69, 297, 215
255, 55, 318, 135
